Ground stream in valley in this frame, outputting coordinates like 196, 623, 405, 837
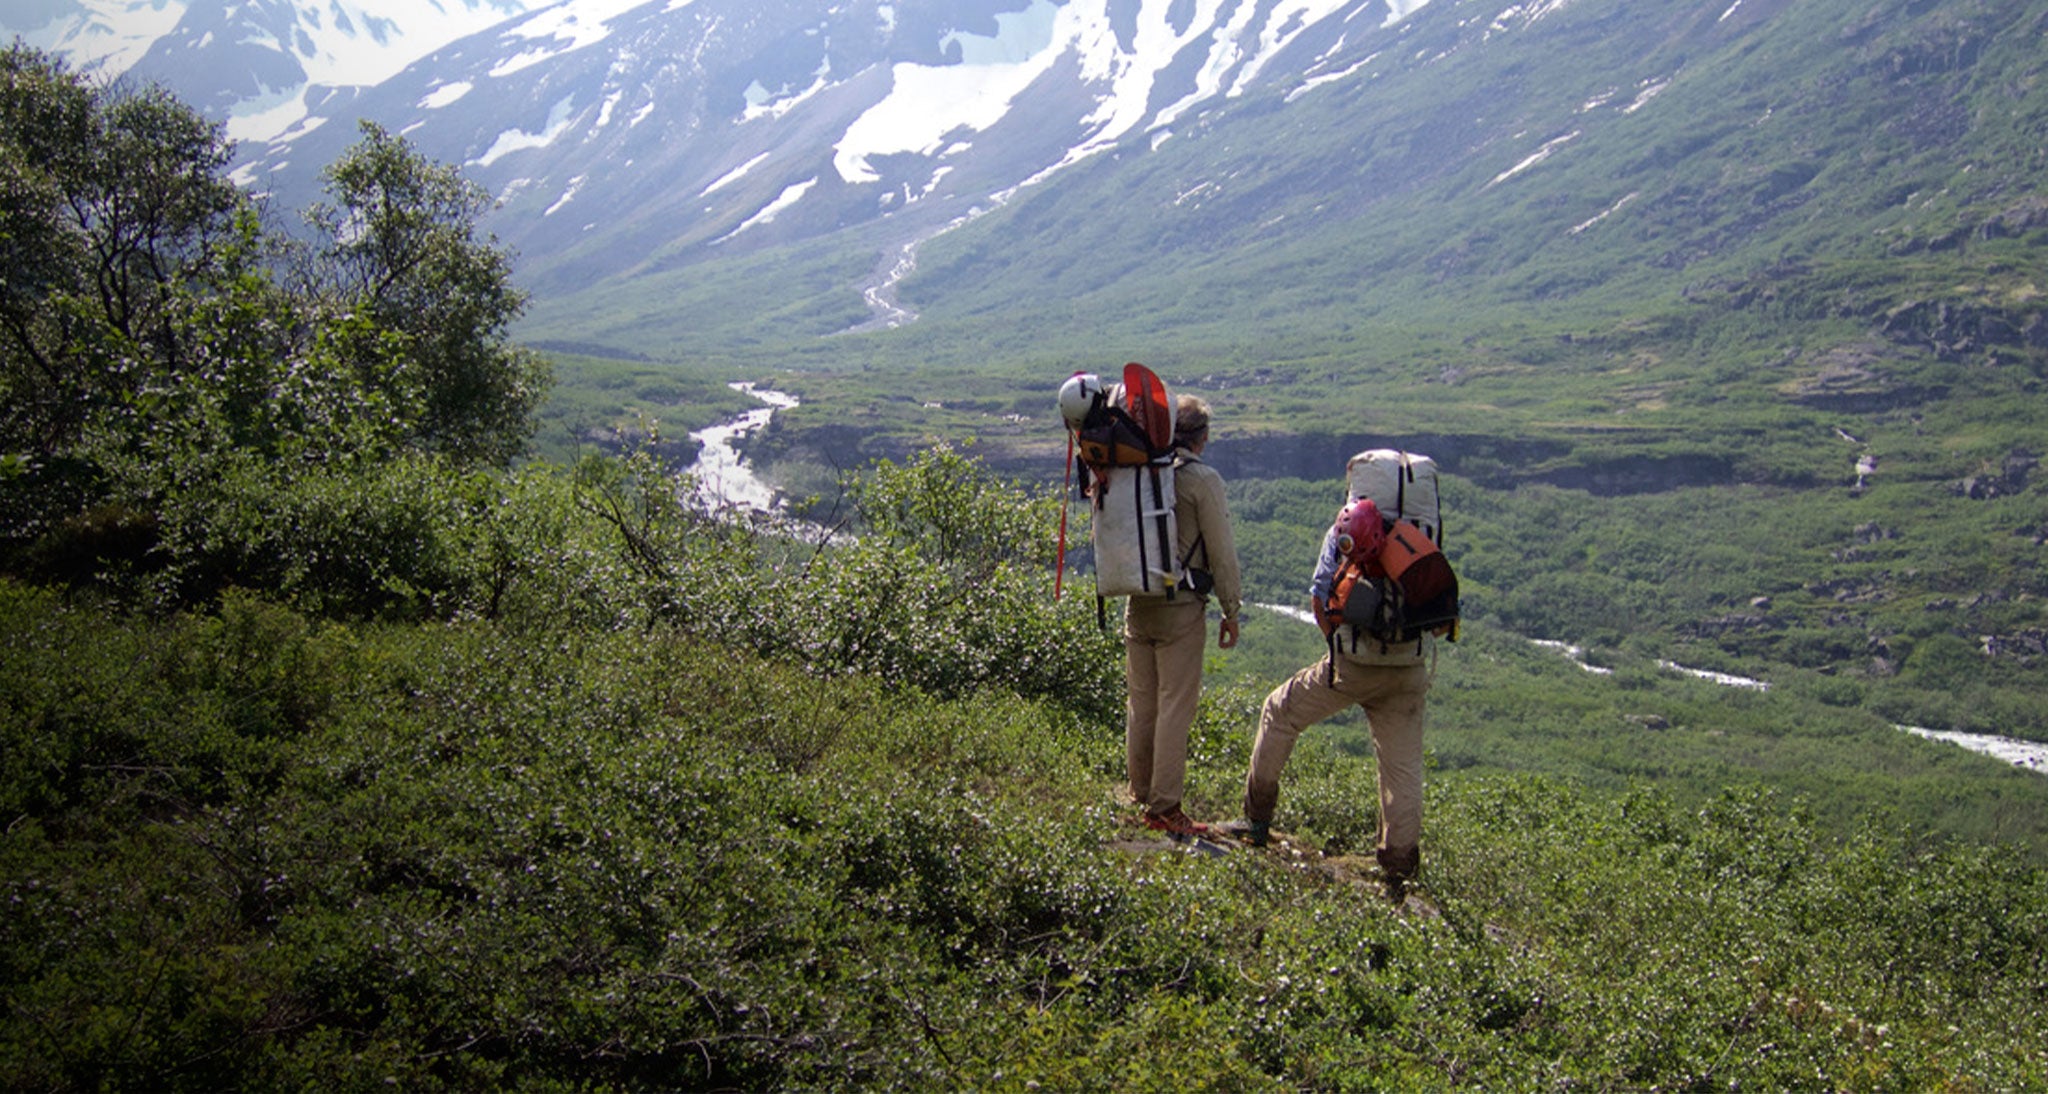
1253, 607, 2047, 776
686, 382, 796, 514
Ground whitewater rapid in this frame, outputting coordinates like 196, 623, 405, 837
686, 382, 797, 513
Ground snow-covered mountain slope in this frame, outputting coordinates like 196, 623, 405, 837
28, 0, 2013, 374
1, 0, 188, 77
2, 0, 539, 141
213, 0, 1441, 306
14, 0, 1452, 306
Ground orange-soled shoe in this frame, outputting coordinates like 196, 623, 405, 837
1142, 808, 1210, 839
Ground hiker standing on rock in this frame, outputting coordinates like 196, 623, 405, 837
1124, 395, 1243, 838
1226, 508, 1438, 901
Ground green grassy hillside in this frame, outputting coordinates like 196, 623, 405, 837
5, 597, 2043, 1089
5, 450, 2044, 1088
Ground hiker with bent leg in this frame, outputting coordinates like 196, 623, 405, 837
1227, 506, 1435, 901
1124, 395, 1243, 838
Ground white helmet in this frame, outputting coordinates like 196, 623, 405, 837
1057, 372, 1105, 428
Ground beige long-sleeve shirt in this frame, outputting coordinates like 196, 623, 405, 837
1171, 453, 1243, 621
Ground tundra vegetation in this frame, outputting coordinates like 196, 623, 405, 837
4, 46, 2047, 1092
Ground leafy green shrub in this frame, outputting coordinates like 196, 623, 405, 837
577, 443, 1126, 719
1, 50, 546, 603
0, 582, 346, 818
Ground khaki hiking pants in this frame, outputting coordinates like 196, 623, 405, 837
1245, 655, 1431, 877
1124, 596, 1209, 816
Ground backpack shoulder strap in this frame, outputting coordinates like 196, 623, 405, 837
1396, 450, 1410, 524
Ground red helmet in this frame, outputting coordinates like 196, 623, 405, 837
1334, 498, 1384, 562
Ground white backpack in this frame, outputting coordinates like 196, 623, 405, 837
1346, 449, 1443, 545
1057, 363, 1185, 618
1090, 458, 1180, 599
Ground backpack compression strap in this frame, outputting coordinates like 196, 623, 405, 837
1056, 431, 1073, 601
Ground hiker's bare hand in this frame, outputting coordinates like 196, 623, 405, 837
1218, 616, 1240, 649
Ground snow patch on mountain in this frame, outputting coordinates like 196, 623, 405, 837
421, 82, 476, 109
592, 88, 621, 127
1570, 191, 1637, 234
833, 0, 1060, 184
259, 2, 546, 138
1, 1, 552, 141
490, 0, 653, 76
545, 174, 588, 216
1288, 52, 1377, 102
1227, 0, 1359, 97
232, 89, 321, 143
1382, 0, 1431, 24
471, 96, 579, 168
744, 63, 832, 123
701, 153, 773, 198
1487, 129, 1578, 188
718, 178, 819, 243
834, 0, 1398, 191
1490, 0, 1575, 35
3, 0, 189, 75
1625, 77, 1670, 113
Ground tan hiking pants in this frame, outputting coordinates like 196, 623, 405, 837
1244, 654, 1431, 874
1124, 596, 1210, 815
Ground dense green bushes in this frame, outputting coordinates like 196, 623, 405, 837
5, 584, 2044, 1089
1, 48, 546, 597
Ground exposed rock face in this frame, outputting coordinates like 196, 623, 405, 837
1802, 577, 1894, 604
1202, 433, 1567, 487
1952, 448, 2038, 499
1203, 434, 1738, 496
1679, 613, 1778, 639
1980, 630, 2048, 665
1880, 299, 2047, 362
1519, 454, 1740, 495
1782, 342, 1939, 411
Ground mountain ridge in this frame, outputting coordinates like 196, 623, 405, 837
12, 0, 2046, 405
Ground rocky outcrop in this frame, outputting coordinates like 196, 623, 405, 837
1782, 342, 1941, 411
1520, 453, 1740, 495
1204, 434, 1742, 495
1880, 299, 2048, 361
1202, 433, 1568, 486
1952, 449, 2038, 499
1980, 630, 2048, 666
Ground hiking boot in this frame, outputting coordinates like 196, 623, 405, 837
1219, 818, 1270, 847
1377, 845, 1421, 882
1377, 844, 1419, 906
1142, 808, 1210, 839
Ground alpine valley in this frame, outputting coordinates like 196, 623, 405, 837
8, 2, 2048, 1086
16, 0, 2048, 756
